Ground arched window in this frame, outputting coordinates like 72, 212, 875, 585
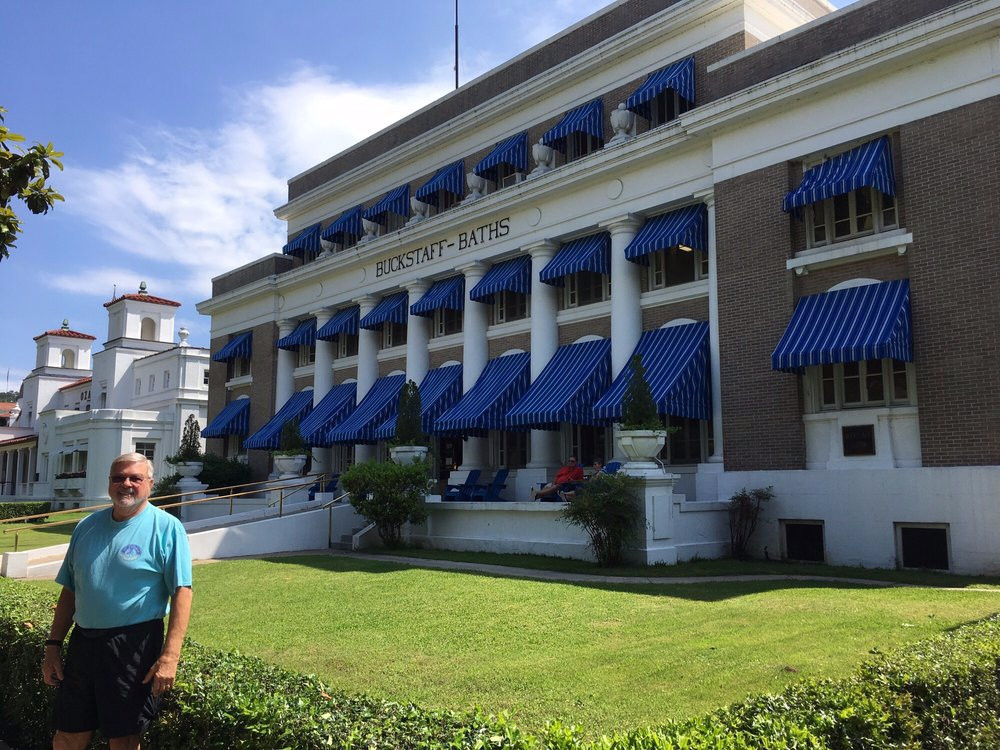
61, 349, 76, 369
140, 317, 156, 341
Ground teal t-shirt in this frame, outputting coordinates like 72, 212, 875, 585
56, 503, 192, 629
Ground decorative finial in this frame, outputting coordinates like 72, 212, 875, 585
61, 319, 70, 330
178, 327, 190, 347
138, 281, 148, 295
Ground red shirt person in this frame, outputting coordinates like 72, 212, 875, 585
532, 456, 585, 501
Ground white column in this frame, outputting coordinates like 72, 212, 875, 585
311, 307, 336, 476
353, 295, 380, 463
526, 241, 561, 469
698, 191, 724, 463
601, 214, 644, 378
404, 280, 431, 385
457, 262, 489, 469
274, 320, 296, 411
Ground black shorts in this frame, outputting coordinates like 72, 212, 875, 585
54, 619, 164, 738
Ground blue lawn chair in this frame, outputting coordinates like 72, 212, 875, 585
308, 474, 341, 501
601, 461, 622, 475
469, 468, 509, 502
445, 470, 481, 501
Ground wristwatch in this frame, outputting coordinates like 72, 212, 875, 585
45, 639, 63, 648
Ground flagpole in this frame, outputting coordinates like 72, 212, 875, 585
454, 0, 459, 89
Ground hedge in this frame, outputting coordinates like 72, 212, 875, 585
1, 576, 997, 749
0, 502, 51, 522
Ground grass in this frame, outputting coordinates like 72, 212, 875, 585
372, 547, 1000, 588
174, 554, 998, 736
0, 511, 90, 554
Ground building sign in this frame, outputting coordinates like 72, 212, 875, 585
374, 217, 510, 278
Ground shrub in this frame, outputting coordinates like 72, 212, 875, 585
560, 473, 645, 566
167, 414, 203, 464
0, 501, 50, 521
727, 486, 774, 560
273, 418, 307, 457
620, 355, 662, 431
340, 459, 431, 547
197, 453, 253, 490
393, 379, 428, 446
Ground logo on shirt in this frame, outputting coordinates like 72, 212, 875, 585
119, 544, 142, 562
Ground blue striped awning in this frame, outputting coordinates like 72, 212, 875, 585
373, 364, 463, 440
783, 136, 895, 213
410, 276, 464, 317
300, 383, 357, 446
506, 339, 611, 430
771, 280, 912, 373
625, 56, 695, 119
316, 307, 359, 341
325, 374, 405, 445
539, 233, 610, 286
201, 398, 250, 438
363, 184, 410, 223
625, 204, 706, 264
282, 223, 321, 256
415, 160, 464, 205
359, 292, 408, 330
541, 99, 604, 152
212, 331, 252, 363
433, 352, 531, 436
276, 319, 316, 351
244, 390, 314, 450
321, 205, 364, 244
474, 132, 529, 181
593, 323, 711, 421
468, 256, 531, 303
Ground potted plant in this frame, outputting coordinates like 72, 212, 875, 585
272, 419, 308, 478
616, 355, 670, 467
389, 379, 430, 465
165, 414, 204, 479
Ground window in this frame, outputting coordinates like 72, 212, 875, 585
656, 415, 712, 465
135, 379, 141, 396
430, 190, 460, 216
230, 356, 251, 379
810, 359, 914, 411
297, 344, 316, 367
647, 245, 707, 290
203, 369, 210, 386
382, 213, 406, 233
562, 272, 610, 309
61, 349, 76, 368
140, 317, 156, 341
807, 187, 897, 247
647, 89, 689, 128
380, 322, 407, 350
493, 291, 528, 324
163, 370, 170, 389
897, 524, 949, 570
493, 163, 524, 190
565, 132, 601, 163
433, 307, 463, 338
338, 334, 359, 358
569, 424, 609, 468
783, 521, 825, 562
135, 441, 156, 461
494, 430, 528, 469
149, 374, 155, 392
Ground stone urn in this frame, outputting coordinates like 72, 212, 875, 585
463, 172, 486, 203
389, 445, 430, 465
273, 454, 307, 479
360, 218, 380, 243
407, 196, 430, 225
530, 139, 555, 176
616, 429, 666, 468
607, 103, 636, 146
173, 461, 203, 479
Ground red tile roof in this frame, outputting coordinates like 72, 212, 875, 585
58, 377, 93, 392
33, 329, 96, 341
103, 293, 181, 308
0, 434, 36, 448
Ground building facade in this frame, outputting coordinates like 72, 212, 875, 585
198, 0, 1000, 573
3, 285, 210, 507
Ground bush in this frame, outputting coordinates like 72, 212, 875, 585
0, 502, 50, 522
560, 473, 644, 566
621, 355, 661, 430
727, 486, 774, 560
393, 379, 428, 446
197, 453, 253, 491
273, 418, 307, 457
3, 575, 998, 750
167, 414, 203, 464
340, 459, 431, 547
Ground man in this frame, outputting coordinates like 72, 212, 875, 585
531, 455, 585, 501
41, 452, 193, 750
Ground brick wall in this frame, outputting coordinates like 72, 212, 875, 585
205, 335, 229, 458
247, 323, 279, 479
489, 332, 531, 359
378, 356, 407, 377
716, 162, 804, 470
429, 346, 464, 369
796, 254, 908, 298
559, 315, 611, 345
900, 97, 1000, 466
212, 255, 297, 296
642, 297, 710, 329
332, 365, 358, 383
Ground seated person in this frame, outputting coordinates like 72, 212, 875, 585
532, 456, 585, 501
562, 459, 606, 501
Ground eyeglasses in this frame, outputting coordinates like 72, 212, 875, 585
109, 475, 150, 484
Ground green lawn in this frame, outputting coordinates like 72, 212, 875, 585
0, 511, 90, 554
178, 554, 998, 737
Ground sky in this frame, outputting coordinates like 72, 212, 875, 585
1, 0, 856, 393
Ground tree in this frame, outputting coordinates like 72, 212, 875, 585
621, 354, 661, 430
0, 106, 64, 262
167, 414, 204, 464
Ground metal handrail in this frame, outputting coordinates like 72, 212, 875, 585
1, 473, 330, 552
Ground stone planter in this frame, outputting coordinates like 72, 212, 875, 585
273, 454, 307, 479
172, 461, 203, 479
389, 445, 429, 465
617, 429, 666, 468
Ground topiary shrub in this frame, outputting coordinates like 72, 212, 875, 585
167, 414, 204, 464
621, 354, 662, 430
340, 459, 431, 547
273, 418, 307, 457
393, 379, 427, 446
560, 473, 645, 566
727, 486, 774, 560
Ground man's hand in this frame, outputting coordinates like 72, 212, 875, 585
142, 652, 179, 696
42, 644, 64, 686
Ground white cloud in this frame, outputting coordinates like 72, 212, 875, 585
47, 267, 179, 301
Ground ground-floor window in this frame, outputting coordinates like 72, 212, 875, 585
806, 359, 915, 412
658, 416, 712, 465
782, 520, 825, 562
492, 430, 528, 469
568, 424, 610, 467
134, 441, 156, 461
897, 523, 949, 570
